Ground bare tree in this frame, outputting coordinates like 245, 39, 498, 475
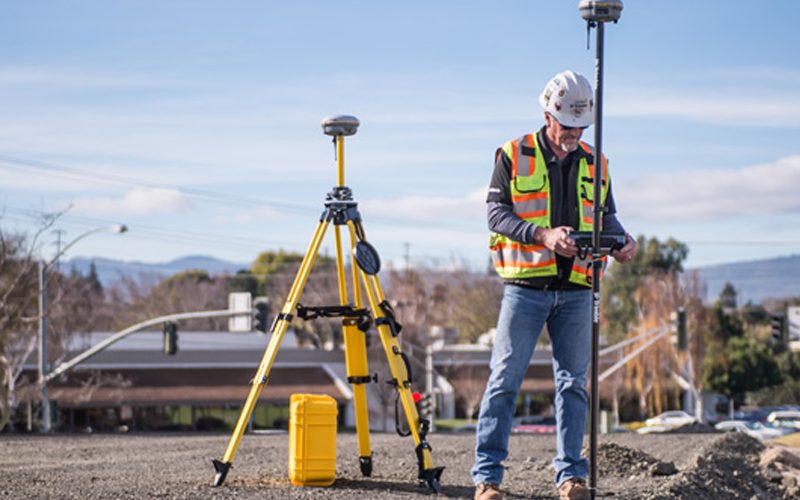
447, 272, 503, 344
0, 218, 56, 431
106, 270, 230, 332
625, 273, 684, 419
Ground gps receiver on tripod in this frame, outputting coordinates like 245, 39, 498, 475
210, 114, 444, 493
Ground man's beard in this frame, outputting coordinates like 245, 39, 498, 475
560, 141, 579, 153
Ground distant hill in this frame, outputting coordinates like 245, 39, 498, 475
67, 255, 250, 286
691, 254, 800, 305
66, 253, 800, 305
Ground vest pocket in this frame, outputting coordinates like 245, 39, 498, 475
513, 174, 546, 193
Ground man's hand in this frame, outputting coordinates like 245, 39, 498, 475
611, 233, 637, 263
535, 226, 577, 257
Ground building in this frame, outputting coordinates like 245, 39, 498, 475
19, 329, 612, 432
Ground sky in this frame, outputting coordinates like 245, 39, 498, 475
1, 1, 799, 271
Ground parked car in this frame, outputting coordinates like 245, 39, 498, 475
714, 420, 793, 440
512, 415, 557, 434
766, 410, 800, 430
644, 410, 697, 430
635, 424, 669, 435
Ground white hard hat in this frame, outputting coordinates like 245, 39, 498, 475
538, 70, 594, 128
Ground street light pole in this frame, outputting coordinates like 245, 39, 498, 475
38, 223, 127, 432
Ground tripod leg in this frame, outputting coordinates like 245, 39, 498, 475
334, 225, 374, 476
346, 222, 444, 493
212, 221, 330, 486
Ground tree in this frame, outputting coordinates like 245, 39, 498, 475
109, 270, 229, 331
0, 217, 59, 431
748, 350, 800, 406
704, 336, 783, 409
718, 282, 738, 310
447, 272, 503, 344
601, 235, 689, 344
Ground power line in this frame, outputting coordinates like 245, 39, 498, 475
1, 205, 304, 255
0, 154, 316, 214
0, 153, 481, 232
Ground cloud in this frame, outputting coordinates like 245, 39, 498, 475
0, 67, 186, 88
609, 92, 800, 127
359, 187, 486, 224
608, 67, 800, 127
73, 188, 193, 216
618, 155, 800, 220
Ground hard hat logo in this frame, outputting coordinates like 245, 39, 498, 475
539, 70, 594, 128
571, 99, 589, 117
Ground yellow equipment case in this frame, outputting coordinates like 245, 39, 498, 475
288, 393, 338, 486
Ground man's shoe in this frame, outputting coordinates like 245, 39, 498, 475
558, 478, 590, 500
474, 482, 503, 500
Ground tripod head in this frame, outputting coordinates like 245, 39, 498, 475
321, 115, 360, 137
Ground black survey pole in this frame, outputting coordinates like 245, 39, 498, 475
589, 19, 604, 498
578, 1, 623, 499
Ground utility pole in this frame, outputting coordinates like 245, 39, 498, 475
38, 261, 51, 432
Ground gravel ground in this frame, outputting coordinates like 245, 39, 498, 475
0, 431, 796, 499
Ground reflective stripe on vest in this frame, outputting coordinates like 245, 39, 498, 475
489, 134, 610, 286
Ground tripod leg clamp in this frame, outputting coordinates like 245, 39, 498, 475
347, 374, 377, 385
269, 312, 293, 333
375, 300, 402, 337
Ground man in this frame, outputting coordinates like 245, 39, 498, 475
471, 70, 637, 500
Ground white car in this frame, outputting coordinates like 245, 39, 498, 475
766, 410, 800, 430
635, 424, 669, 435
644, 410, 697, 429
714, 420, 792, 440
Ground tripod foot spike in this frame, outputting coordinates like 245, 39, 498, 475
211, 458, 231, 487
359, 456, 373, 477
420, 466, 444, 494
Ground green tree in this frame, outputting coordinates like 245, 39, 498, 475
778, 350, 800, 380
704, 336, 783, 405
718, 282, 737, 310
748, 350, 800, 406
225, 269, 259, 296
712, 304, 745, 341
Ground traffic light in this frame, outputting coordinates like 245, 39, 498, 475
771, 314, 785, 342
676, 307, 687, 351
417, 393, 434, 419
253, 297, 270, 333
163, 322, 178, 355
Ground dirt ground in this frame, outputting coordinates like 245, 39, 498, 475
1, 431, 799, 499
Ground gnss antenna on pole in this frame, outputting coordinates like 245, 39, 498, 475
577, 1, 623, 499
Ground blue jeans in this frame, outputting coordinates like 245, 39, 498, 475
471, 285, 591, 487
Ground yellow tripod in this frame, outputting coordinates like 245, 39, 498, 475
211, 115, 444, 492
